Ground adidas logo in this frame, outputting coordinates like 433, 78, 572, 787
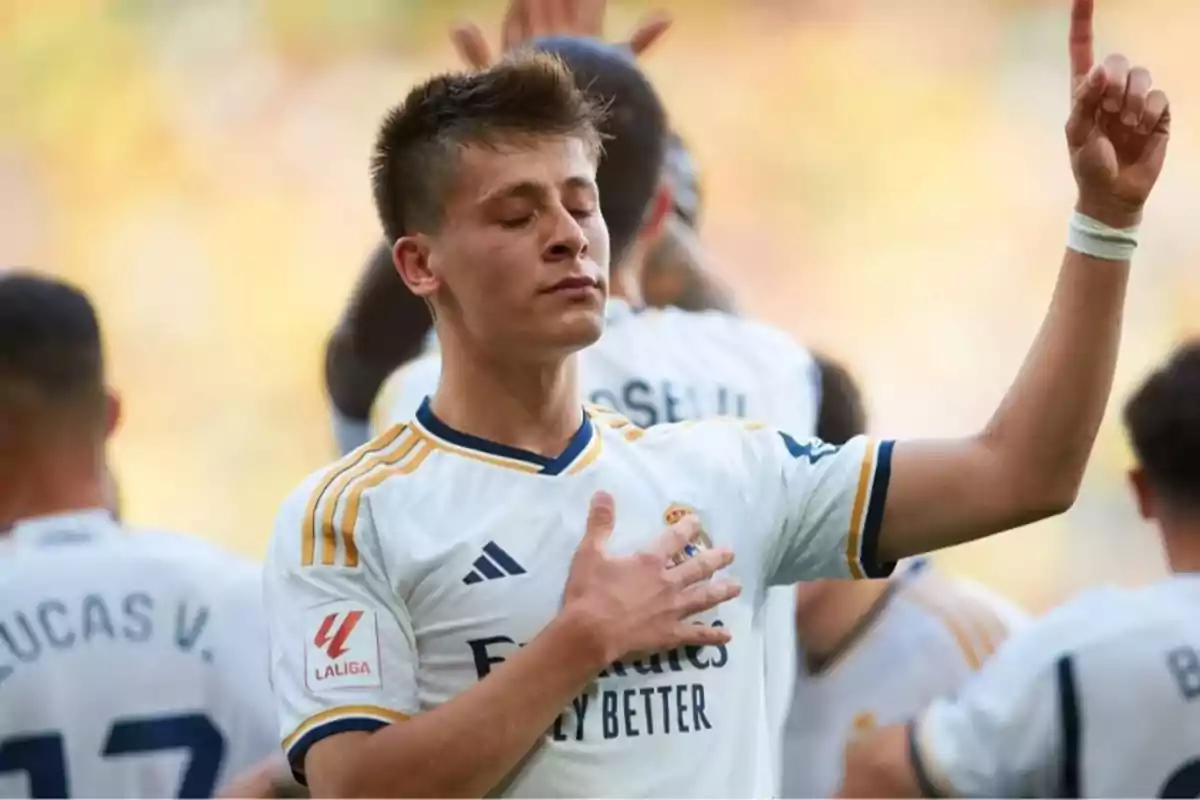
462, 541, 527, 585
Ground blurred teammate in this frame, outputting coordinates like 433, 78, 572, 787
264, 0, 1169, 792
780, 355, 1028, 798
0, 273, 277, 798
841, 339, 1200, 798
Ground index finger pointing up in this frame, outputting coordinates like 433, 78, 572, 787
1069, 0, 1095, 94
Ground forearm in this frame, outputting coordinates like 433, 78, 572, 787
981, 241, 1130, 509
325, 241, 433, 419
880, 234, 1131, 560
328, 613, 602, 798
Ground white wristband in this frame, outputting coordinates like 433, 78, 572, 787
1068, 211, 1139, 261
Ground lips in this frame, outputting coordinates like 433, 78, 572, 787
544, 276, 599, 293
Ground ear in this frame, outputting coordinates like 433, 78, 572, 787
640, 182, 673, 246
104, 389, 122, 439
1129, 467, 1156, 521
393, 235, 440, 298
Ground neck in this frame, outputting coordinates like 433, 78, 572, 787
0, 444, 109, 531
1163, 521, 1200, 574
795, 579, 892, 666
432, 332, 583, 458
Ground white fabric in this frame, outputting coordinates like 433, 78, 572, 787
0, 510, 277, 798
779, 563, 1028, 797
915, 576, 1200, 797
267, 407, 894, 797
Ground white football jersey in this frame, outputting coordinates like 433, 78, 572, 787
267, 405, 894, 798
911, 575, 1200, 798
779, 559, 1028, 798
376, 300, 820, 789
0, 509, 278, 799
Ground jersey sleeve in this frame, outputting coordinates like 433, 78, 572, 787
908, 616, 1072, 797
264, 476, 419, 783
747, 427, 897, 585
372, 355, 442, 435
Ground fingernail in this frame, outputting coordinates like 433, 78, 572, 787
1103, 99, 1120, 113
1121, 112, 1137, 126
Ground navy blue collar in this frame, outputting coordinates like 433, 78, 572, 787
415, 398, 594, 476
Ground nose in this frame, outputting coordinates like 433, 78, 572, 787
543, 206, 588, 262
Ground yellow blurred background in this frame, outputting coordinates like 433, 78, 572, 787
3, 0, 1197, 611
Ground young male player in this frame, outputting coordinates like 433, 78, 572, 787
0, 273, 279, 798
840, 339, 1200, 798
780, 355, 1028, 798
368, 38, 818, 793
266, 1, 1171, 793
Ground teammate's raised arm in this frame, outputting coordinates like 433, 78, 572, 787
871, 0, 1171, 561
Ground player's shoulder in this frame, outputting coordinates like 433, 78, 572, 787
898, 562, 1031, 669
272, 422, 434, 567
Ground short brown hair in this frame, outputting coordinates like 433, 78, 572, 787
371, 52, 605, 244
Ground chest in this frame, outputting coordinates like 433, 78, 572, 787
370, 460, 766, 682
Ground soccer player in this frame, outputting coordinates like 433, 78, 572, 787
266, 1, 1170, 794
368, 37, 816, 793
780, 354, 1028, 798
0, 273, 278, 798
840, 339, 1200, 798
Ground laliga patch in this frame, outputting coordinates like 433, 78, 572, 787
304, 603, 382, 692
663, 503, 713, 567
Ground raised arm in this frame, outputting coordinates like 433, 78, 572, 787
875, 0, 1170, 562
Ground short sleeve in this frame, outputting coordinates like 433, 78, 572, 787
264, 478, 419, 783
750, 428, 896, 585
909, 621, 1070, 798
373, 355, 442, 434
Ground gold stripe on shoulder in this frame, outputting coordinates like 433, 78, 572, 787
567, 430, 604, 474
338, 438, 435, 568
300, 425, 409, 567
907, 582, 983, 670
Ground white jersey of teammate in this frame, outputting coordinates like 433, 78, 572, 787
375, 298, 820, 782
267, 406, 893, 797
779, 559, 1029, 798
0, 510, 277, 798
911, 575, 1200, 798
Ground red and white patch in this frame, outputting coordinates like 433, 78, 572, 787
304, 603, 382, 691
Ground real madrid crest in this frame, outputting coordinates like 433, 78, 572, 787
663, 503, 713, 566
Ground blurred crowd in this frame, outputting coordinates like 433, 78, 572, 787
3, 0, 1197, 610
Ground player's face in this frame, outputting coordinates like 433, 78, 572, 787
423, 135, 609, 357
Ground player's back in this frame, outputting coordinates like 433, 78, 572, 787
0, 510, 276, 798
781, 560, 1028, 797
1061, 579, 1200, 797
913, 576, 1200, 798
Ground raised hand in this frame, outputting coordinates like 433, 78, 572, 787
451, 0, 672, 71
562, 492, 740, 664
1065, 0, 1170, 228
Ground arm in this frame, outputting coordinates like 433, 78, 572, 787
324, 242, 432, 450
306, 614, 602, 798
873, 3, 1170, 561
641, 216, 737, 313
838, 617, 1071, 798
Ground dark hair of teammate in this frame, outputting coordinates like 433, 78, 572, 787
1124, 339, 1200, 509
814, 353, 868, 446
371, 51, 604, 245
0, 272, 107, 429
528, 37, 669, 266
